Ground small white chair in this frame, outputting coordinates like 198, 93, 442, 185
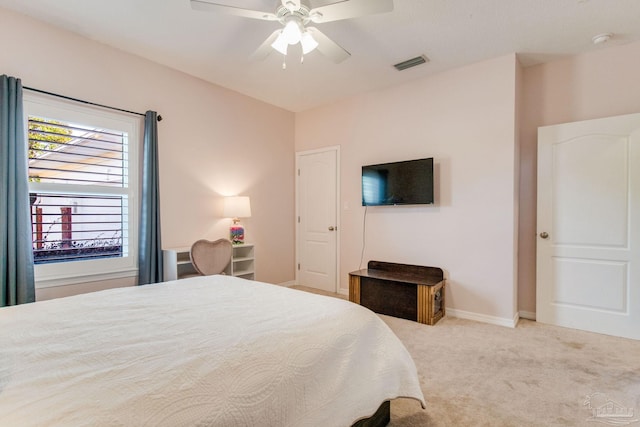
189, 238, 233, 276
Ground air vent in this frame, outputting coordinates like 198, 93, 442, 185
393, 55, 429, 71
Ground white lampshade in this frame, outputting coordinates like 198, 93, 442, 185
300, 31, 318, 54
271, 17, 315, 57
282, 19, 302, 45
271, 32, 289, 55
223, 196, 251, 219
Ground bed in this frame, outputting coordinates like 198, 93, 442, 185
0, 275, 425, 426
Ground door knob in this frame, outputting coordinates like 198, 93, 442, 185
328, 226, 336, 231
539, 232, 549, 239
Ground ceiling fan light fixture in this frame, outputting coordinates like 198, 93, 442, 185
301, 31, 319, 54
191, 0, 392, 65
282, 19, 303, 45
271, 32, 289, 55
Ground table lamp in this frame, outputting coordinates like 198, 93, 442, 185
223, 196, 251, 244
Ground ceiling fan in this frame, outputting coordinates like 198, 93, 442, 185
190, 0, 394, 65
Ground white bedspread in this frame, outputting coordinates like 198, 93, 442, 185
0, 276, 425, 426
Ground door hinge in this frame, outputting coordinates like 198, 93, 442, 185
298, 169, 300, 176
297, 263, 300, 270
298, 216, 300, 223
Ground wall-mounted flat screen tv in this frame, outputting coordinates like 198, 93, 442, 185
362, 157, 434, 206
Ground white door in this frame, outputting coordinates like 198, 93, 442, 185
296, 147, 339, 293
537, 113, 640, 340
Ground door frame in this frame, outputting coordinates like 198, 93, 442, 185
295, 145, 341, 292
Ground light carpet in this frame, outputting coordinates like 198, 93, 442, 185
291, 286, 640, 427
384, 315, 640, 427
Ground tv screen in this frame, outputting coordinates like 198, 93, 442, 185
362, 157, 434, 206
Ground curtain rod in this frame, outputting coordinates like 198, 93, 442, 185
23, 86, 162, 122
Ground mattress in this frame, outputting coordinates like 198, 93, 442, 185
0, 275, 425, 426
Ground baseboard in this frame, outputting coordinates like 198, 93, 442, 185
276, 280, 296, 287
285, 280, 349, 295
519, 310, 536, 321
446, 308, 519, 328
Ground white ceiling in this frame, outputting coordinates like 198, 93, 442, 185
2, 0, 639, 112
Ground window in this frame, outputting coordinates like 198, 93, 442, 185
24, 93, 142, 288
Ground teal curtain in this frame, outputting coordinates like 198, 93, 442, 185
0, 75, 35, 306
138, 111, 163, 285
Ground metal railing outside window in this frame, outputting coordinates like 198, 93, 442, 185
28, 116, 129, 264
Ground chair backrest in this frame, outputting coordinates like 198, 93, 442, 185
189, 238, 233, 276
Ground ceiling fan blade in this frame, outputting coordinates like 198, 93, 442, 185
250, 30, 281, 61
281, 0, 301, 12
306, 27, 350, 63
190, 0, 277, 21
309, 0, 393, 23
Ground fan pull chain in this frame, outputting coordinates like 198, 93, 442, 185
301, 54, 304, 64
282, 55, 287, 70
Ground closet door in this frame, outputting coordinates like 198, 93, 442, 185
537, 113, 640, 340
296, 147, 339, 293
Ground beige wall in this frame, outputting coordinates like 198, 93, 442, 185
296, 54, 521, 324
518, 39, 640, 314
0, 8, 296, 299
